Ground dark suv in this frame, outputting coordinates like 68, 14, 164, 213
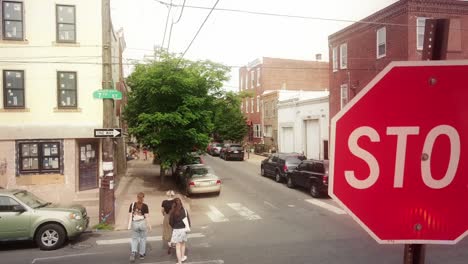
220, 144, 244, 161
286, 159, 329, 198
260, 153, 306, 183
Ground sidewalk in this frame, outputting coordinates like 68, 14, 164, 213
113, 159, 190, 230
244, 152, 268, 165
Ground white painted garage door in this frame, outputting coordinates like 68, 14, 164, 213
281, 127, 294, 153
304, 120, 320, 159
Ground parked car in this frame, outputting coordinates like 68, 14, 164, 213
180, 164, 221, 196
0, 189, 89, 250
220, 144, 244, 161
209, 143, 223, 156
175, 153, 204, 182
260, 153, 306, 182
286, 159, 329, 198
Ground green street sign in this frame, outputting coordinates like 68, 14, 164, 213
93, 89, 122, 100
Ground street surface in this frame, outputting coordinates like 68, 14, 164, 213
1, 155, 468, 264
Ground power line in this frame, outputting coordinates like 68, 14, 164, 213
178, 0, 221, 62
173, 0, 186, 24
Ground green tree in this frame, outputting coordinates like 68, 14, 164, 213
124, 53, 229, 183
212, 91, 248, 143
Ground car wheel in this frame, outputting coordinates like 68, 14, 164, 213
35, 224, 66, 250
286, 176, 295, 188
310, 182, 322, 198
275, 171, 282, 183
261, 166, 265, 176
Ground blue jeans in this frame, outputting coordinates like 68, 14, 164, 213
131, 220, 147, 255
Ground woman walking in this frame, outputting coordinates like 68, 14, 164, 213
162, 190, 175, 253
128, 192, 151, 262
170, 198, 191, 264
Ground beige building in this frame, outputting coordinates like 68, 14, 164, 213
0, 0, 126, 204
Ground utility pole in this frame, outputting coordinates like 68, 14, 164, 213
99, 0, 115, 225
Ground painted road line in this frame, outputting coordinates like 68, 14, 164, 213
32, 253, 100, 264
264, 201, 279, 209
305, 199, 347, 215
143, 260, 224, 264
206, 205, 229, 222
227, 203, 262, 220
96, 233, 205, 245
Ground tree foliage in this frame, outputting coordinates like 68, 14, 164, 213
212, 91, 248, 143
124, 53, 230, 178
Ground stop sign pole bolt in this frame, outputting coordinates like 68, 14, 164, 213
414, 223, 423, 231
428, 77, 437, 86
421, 153, 429, 161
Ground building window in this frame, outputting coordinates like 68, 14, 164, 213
3, 70, 24, 108
256, 96, 260, 112
417, 17, 427, 51
256, 68, 261, 86
264, 125, 273, 137
377, 27, 386, 58
340, 43, 347, 69
245, 99, 249, 113
19, 142, 61, 174
264, 101, 270, 117
245, 75, 248, 90
340, 84, 348, 109
251, 98, 254, 113
56, 5, 76, 43
253, 124, 262, 138
57, 72, 77, 108
2, 1, 23, 40
332, 47, 338, 72
250, 71, 255, 88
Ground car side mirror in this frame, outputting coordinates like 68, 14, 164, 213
13, 205, 26, 213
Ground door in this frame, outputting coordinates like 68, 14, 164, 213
304, 120, 320, 159
265, 155, 277, 176
79, 141, 99, 191
0, 196, 30, 240
281, 127, 294, 153
291, 162, 305, 187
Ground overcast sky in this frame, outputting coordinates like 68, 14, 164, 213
110, 0, 398, 91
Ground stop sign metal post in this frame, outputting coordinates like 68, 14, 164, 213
330, 60, 468, 262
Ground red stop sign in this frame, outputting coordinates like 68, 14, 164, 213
330, 61, 468, 244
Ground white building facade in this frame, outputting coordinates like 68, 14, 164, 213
277, 92, 329, 160
0, 0, 125, 203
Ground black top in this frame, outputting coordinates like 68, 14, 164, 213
170, 207, 191, 229
161, 199, 174, 214
128, 202, 149, 221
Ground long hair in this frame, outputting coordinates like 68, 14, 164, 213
170, 198, 183, 217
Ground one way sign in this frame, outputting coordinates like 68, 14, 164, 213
94, 128, 122, 138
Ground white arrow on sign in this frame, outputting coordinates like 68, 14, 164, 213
112, 129, 121, 137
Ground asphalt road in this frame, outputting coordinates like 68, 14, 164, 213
2, 154, 468, 264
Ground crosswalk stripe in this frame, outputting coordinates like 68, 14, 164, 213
305, 199, 346, 215
144, 260, 224, 264
206, 205, 229, 222
96, 233, 205, 245
227, 203, 262, 220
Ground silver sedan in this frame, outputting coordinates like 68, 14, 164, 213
181, 164, 221, 196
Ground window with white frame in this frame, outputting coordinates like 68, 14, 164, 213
417, 17, 427, 50
253, 124, 262, 138
377, 27, 386, 58
3, 1, 24, 40
245, 75, 248, 89
256, 68, 261, 86
340, 43, 347, 69
245, 99, 249, 113
332, 47, 338, 72
250, 71, 255, 88
256, 96, 260, 112
340, 84, 349, 109
251, 98, 254, 113
264, 125, 273, 137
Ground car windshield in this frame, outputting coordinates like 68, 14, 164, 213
215, 144, 223, 147
285, 157, 304, 164
14, 191, 48, 209
230, 146, 243, 151
190, 167, 214, 177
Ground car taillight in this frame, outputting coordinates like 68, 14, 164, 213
323, 174, 329, 185
283, 164, 288, 172
189, 182, 195, 186
216, 180, 221, 184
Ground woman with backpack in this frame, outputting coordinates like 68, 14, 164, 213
128, 192, 151, 262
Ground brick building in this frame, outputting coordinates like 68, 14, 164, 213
239, 57, 329, 146
328, 0, 468, 119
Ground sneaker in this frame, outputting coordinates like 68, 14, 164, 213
139, 254, 145, 260
129, 252, 136, 263
182, 256, 187, 262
